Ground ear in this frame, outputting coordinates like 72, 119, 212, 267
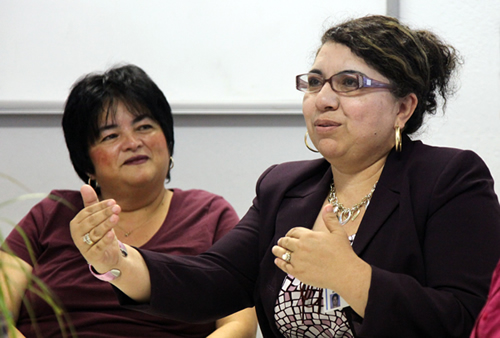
395, 93, 418, 128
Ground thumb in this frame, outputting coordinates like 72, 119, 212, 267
322, 204, 342, 233
80, 184, 99, 207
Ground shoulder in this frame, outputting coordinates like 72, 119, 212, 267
256, 158, 330, 189
385, 140, 497, 209
170, 188, 237, 216
385, 138, 491, 178
251, 159, 331, 212
380, 138, 496, 203
48, 189, 83, 204
403, 140, 492, 180
409, 140, 486, 165
4, 190, 82, 263
30, 189, 83, 216
167, 188, 239, 238
171, 188, 228, 206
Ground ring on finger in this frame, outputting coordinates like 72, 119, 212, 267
83, 233, 94, 246
282, 251, 292, 263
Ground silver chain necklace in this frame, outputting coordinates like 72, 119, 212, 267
328, 181, 377, 225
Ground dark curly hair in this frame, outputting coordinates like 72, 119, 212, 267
321, 15, 462, 134
62, 64, 174, 188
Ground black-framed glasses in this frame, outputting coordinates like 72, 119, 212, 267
296, 71, 394, 93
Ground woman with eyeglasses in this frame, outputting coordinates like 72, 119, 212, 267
70, 16, 500, 337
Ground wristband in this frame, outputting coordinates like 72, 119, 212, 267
89, 240, 128, 282
89, 265, 121, 281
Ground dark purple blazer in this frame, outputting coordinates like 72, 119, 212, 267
119, 136, 500, 337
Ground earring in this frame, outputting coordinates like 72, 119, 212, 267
87, 175, 99, 188
395, 126, 402, 152
169, 156, 174, 169
304, 132, 319, 153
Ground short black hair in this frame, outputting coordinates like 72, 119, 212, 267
62, 64, 174, 185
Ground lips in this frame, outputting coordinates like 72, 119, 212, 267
123, 155, 149, 165
314, 119, 341, 134
314, 119, 340, 127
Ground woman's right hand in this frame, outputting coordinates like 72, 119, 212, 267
70, 184, 122, 273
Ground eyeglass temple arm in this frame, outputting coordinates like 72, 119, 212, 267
362, 77, 392, 89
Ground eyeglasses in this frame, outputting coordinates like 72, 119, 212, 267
296, 71, 394, 94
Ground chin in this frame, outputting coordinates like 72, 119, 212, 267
318, 148, 345, 162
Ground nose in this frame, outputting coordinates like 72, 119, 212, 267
314, 82, 340, 112
122, 132, 143, 151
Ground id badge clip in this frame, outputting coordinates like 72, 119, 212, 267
323, 288, 349, 314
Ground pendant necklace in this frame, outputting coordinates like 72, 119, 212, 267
328, 181, 377, 226
116, 222, 148, 237
115, 190, 168, 237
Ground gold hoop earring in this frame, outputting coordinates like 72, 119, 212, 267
169, 156, 174, 169
87, 176, 99, 188
395, 126, 402, 152
304, 131, 319, 153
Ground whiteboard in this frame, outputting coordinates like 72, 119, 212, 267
0, 0, 387, 112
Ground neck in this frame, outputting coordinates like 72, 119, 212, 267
330, 156, 386, 207
100, 181, 166, 211
327, 143, 391, 186
99, 185, 172, 244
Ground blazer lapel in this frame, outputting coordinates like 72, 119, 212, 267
352, 137, 414, 255
264, 159, 332, 326
352, 183, 400, 255
279, 164, 333, 232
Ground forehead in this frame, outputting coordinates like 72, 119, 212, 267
312, 42, 379, 77
98, 100, 152, 125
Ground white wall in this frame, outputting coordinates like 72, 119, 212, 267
0, 0, 385, 104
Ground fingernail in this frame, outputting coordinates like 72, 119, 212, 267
325, 204, 333, 213
106, 199, 116, 207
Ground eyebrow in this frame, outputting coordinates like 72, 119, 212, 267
98, 115, 151, 133
308, 69, 364, 77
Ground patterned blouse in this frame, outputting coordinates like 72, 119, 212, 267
274, 235, 356, 337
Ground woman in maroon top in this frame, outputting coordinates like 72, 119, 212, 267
0, 64, 257, 337
471, 259, 500, 337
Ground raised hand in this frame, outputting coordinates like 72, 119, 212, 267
70, 185, 122, 273
272, 204, 371, 316
272, 204, 353, 289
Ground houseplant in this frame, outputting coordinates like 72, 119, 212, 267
0, 173, 76, 337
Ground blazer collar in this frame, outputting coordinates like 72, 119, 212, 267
282, 136, 416, 256
282, 160, 332, 230
353, 135, 415, 255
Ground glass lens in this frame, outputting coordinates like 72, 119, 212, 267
306, 74, 324, 92
296, 74, 310, 92
333, 73, 361, 92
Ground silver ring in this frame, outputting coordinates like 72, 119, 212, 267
83, 233, 94, 246
282, 251, 292, 263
